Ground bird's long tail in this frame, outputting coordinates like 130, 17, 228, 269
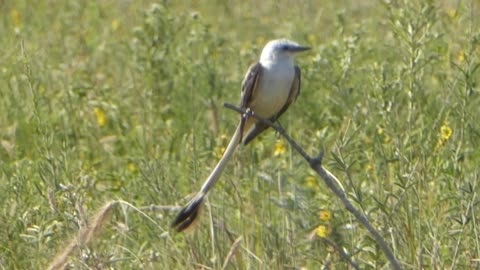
171, 124, 243, 232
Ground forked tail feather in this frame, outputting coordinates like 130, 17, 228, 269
171, 192, 205, 232
172, 124, 243, 232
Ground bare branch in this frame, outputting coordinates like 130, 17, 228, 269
224, 102, 402, 270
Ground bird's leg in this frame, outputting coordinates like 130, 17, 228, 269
238, 108, 254, 143
243, 108, 254, 120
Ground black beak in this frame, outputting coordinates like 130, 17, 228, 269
290, 45, 310, 52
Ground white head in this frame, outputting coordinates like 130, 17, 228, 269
260, 39, 310, 63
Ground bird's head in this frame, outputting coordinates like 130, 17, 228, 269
260, 39, 310, 63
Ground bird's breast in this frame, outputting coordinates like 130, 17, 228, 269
252, 63, 295, 118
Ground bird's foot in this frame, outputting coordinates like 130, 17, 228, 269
242, 108, 254, 120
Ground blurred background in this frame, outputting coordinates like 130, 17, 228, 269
0, 0, 479, 269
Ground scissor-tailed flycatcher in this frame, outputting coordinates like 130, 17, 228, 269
172, 39, 310, 232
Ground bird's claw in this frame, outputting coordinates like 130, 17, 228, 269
242, 108, 254, 120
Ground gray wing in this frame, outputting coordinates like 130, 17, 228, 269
237, 63, 263, 142
240, 63, 263, 109
243, 66, 301, 145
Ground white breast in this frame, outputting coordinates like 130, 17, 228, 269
251, 61, 295, 118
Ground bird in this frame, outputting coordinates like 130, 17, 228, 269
172, 39, 310, 232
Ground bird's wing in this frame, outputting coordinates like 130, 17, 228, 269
242, 66, 301, 145
237, 63, 263, 142
240, 63, 263, 109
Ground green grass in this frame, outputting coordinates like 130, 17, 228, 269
1, 0, 479, 269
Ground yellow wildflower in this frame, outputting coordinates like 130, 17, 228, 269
215, 146, 226, 159
457, 50, 465, 63
273, 139, 286, 156
315, 225, 331, 238
214, 134, 228, 158
319, 210, 332, 221
447, 8, 457, 19
436, 123, 453, 149
377, 127, 384, 135
218, 133, 228, 143
440, 124, 452, 141
305, 176, 318, 188
94, 107, 107, 127
127, 162, 137, 173
377, 127, 391, 144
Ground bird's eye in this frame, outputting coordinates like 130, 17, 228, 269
281, 45, 289, 51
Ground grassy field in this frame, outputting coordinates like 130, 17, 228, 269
1, 0, 479, 269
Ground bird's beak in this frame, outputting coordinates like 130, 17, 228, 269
290, 45, 310, 52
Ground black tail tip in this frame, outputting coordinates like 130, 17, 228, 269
171, 195, 204, 232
